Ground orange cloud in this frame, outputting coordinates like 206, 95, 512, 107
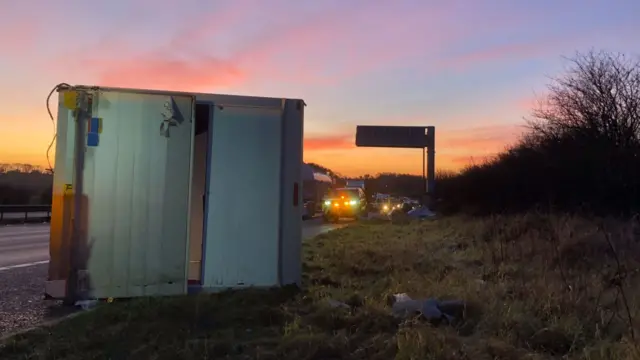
304, 135, 354, 151
302, 124, 526, 177
446, 154, 498, 166
0, 115, 54, 168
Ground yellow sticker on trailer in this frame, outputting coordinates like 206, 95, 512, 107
62, 91, 78, 110
64, 184, 73, 194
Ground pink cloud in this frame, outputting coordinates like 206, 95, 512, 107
73, 1, 464, 94
438, 124, 525, 151
445, 42, 547, 70
233, 2, 473, 84
46, 0, 546, 92
0, 20, 39, 54
513, 93, 549, 112
56, 3, 362, 88
438, 24, 626, 71
51, 2, 258, 91
82, 56, 245, 91
81, 2, 472, 88
226, 5, 377, 85
39, 2, 564, 92
166, 1, 258, 51
514, 95, 538, 111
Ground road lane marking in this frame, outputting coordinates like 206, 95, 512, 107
0, 233, 50, 239
0, 229, 51, 237
0, 233, 50, 241
0, 260, 49, 272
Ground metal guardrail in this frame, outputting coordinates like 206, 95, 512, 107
0, 205, 52, 224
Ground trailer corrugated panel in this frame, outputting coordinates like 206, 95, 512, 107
197, 95, 303, 290
49, 88, 195, 299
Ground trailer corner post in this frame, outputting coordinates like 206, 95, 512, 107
68, 90, 88, 305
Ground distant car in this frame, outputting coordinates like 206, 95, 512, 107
379, 202, 392, 214
375, 199, 400, 214
321, 187, 367, 222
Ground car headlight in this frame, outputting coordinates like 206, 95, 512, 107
349, 200, 357, 205
324, 200, 331, 206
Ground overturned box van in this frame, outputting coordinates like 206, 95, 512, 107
46, 85, 304, 301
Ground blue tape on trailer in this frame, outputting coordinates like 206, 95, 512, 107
89, 117, 102, 134
87, 133, 99, 147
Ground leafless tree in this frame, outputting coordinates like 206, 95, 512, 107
528, 50, 640, 148
431, 50, 640, 215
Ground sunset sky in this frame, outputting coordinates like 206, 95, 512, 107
1, 0, 638, 177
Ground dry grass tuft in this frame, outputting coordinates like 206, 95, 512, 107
1, 213, 639, 359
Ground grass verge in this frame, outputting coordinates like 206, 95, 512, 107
1, 213, 640, 359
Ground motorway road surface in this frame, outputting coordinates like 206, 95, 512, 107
0, 218, 344, 270
0, 224, 50, 270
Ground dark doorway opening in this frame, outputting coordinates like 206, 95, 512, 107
188, 103, 211, 286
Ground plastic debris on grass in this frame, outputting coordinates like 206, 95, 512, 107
327, 293, 467, 325
390, 293, 466, 324
406, 206, 436, 219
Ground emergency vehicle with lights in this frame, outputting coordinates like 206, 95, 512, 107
321, 187, 367, 222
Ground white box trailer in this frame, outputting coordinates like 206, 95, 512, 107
301, 163, 333, 219
345, 179, 365, 190
46, 85, 304, 300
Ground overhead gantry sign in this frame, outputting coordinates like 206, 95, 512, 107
355, 125, 435, 197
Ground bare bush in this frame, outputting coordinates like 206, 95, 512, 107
437, 50, 640, 216
529, 50, 640, 146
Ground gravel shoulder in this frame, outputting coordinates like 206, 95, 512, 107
0, 264, 75, 336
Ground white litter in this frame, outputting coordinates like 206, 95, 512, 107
75, 299, 98, 310
327, 299, 350, 309
390, 293, 464, 323
406, 206, 436, 219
